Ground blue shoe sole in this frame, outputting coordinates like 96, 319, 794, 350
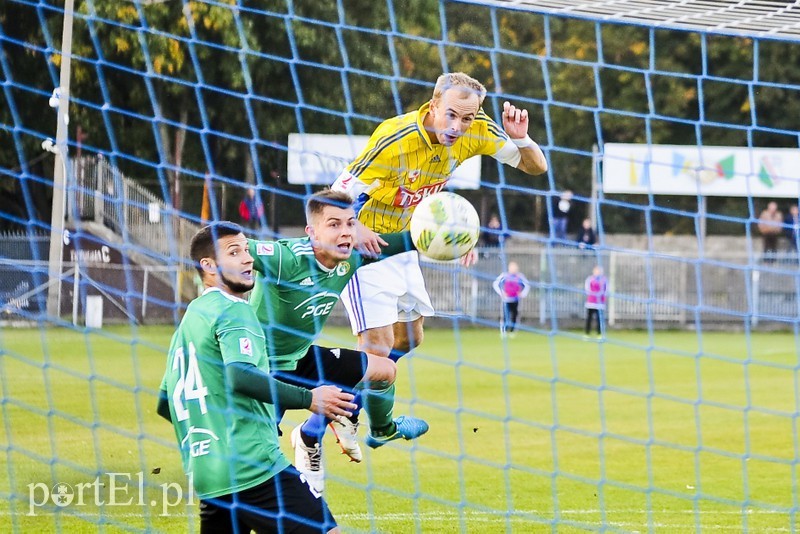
366, 417, 429, 449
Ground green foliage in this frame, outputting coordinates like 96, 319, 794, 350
0, 2, 59, 225
3, 0, 799, 233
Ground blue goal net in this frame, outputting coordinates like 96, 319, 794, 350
2, 0, 800, 531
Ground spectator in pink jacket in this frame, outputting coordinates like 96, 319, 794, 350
584, 265, 608, 338
492, 261, 531, 337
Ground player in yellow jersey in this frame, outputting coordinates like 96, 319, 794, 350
332, 72, 547, 362
328, 72, 547, 457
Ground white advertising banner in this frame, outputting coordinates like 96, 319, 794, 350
602, 143, 800, 197
287, 133, 481, 189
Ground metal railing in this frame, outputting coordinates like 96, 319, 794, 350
7, 161, 800, 329
2, 243, 798, 328
70, 155, 199, 261
412, 247, 800, 329
0, 258, 182, 325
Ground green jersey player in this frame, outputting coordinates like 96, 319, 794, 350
248, 189, 429, 492
157, 222, 356, 533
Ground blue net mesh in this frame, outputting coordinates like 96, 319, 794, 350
2, 0, 800, 531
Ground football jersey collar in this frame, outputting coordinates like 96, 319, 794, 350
202, 286, 247, 304
315, 259, 333, 273
416, 102, 434, 150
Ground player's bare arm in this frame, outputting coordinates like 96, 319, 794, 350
330, 172, 388, 256
354, 219, 387, 257
502, 101, 548, 176
363, 229, 477, 267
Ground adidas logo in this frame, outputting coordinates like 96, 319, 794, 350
299, 277, 314, 286
429, 155, 441, 163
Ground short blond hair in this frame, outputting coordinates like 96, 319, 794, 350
432, 73, 487, 106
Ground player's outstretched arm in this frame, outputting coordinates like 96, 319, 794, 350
364, 231, 414, 262
226, 362, 356, 419
355, 219, 388, 257
331, 170, 387, 257
227, 362, 310, 407
502, 101, 548, 176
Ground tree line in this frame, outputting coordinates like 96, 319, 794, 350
1, 0, 798, 235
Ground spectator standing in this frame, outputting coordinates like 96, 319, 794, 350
576, 217, 596, 249
584, 265, 608, 338
481, 214, 504, 248
239, 187, 264, 230
492, 261, 531, 337
552, 190, 573, 241
758, 201, 783, 262
784, 204, 800, 254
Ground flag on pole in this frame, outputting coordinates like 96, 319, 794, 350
200, 174, 212, 223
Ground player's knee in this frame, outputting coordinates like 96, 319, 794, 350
393, 338, 411, 354
413, 329, 424, 349
395, 331, 423, 353
365, 355, 397, 385
380, 358, 397, 384
363, 344, 392, 359
358, 330, 394, 359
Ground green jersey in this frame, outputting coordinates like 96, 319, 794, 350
248, 232, 413, 371
160, 287, 290, 499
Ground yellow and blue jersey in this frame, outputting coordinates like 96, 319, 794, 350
343, 102, 508, 233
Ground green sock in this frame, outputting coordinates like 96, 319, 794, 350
364, 384, 396, 436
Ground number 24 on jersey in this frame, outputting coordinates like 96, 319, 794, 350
171, 342, 208, 422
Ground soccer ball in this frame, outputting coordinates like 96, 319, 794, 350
410, 192, 480, 261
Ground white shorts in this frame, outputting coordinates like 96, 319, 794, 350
342, 250, 435, 335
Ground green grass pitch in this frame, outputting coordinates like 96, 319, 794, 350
0, 324, 797, 532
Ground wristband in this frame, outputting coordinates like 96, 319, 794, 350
512, 136, 535, 149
